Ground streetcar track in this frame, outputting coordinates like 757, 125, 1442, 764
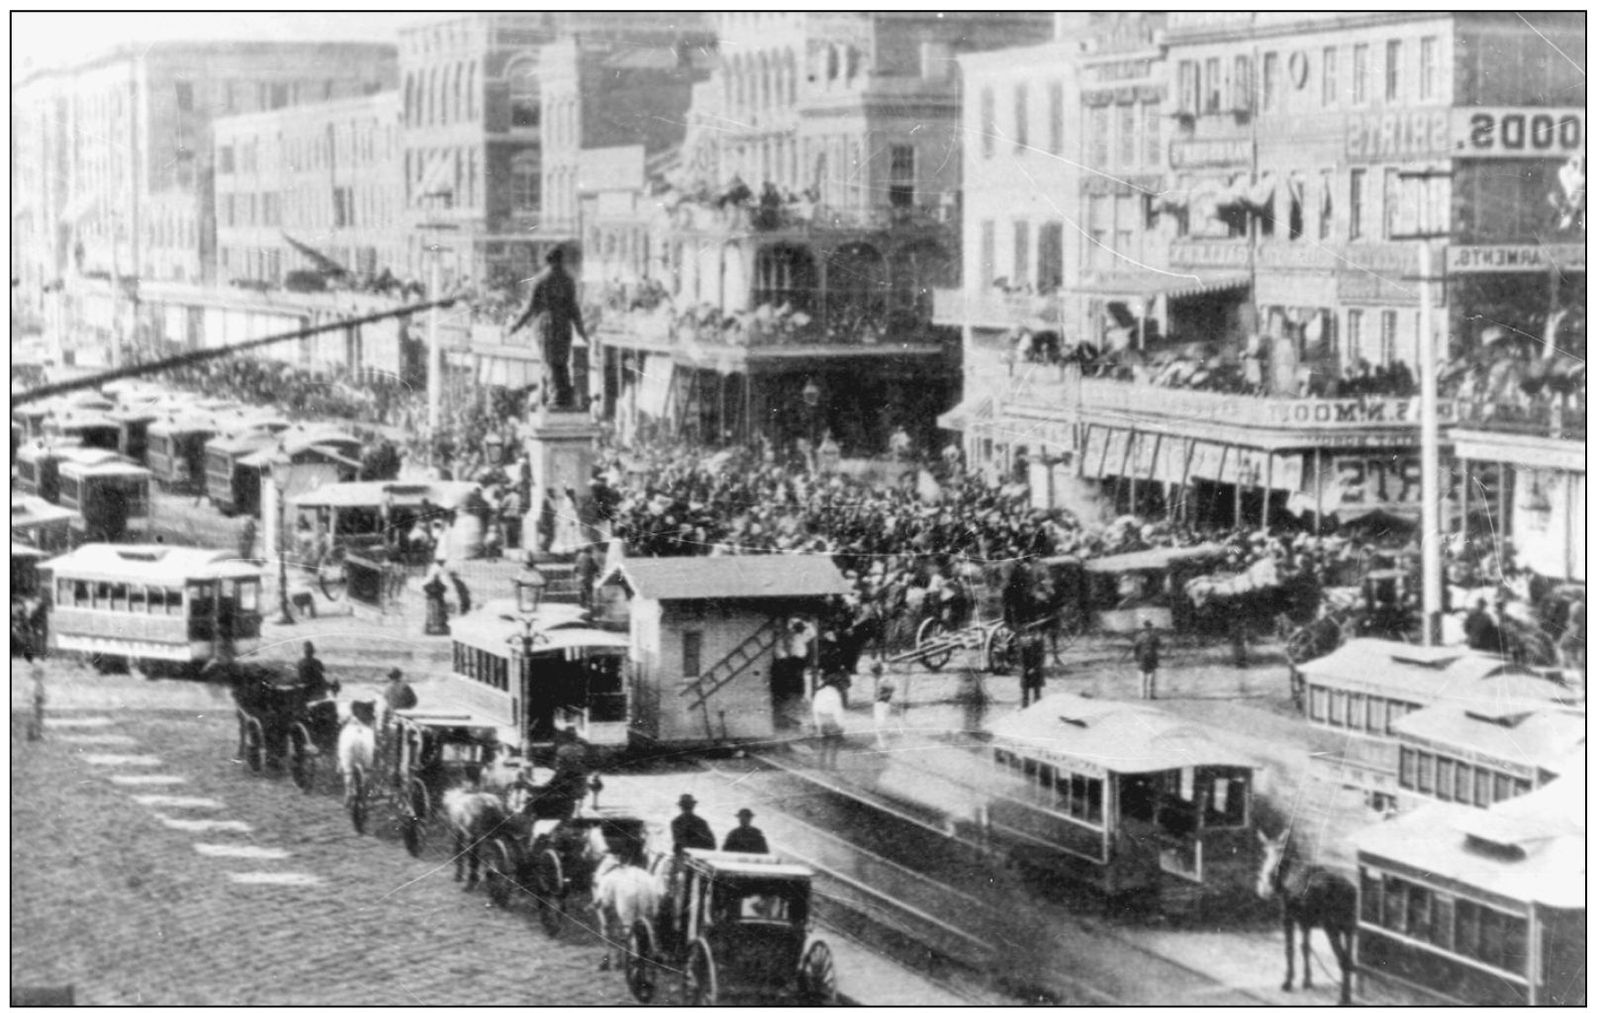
708, 750, 1284, 1006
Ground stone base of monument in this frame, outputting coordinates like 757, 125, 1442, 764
521, 407, 603, 555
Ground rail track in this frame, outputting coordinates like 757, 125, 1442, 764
702, 750, 1299, 1006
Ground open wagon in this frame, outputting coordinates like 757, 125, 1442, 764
625, 849, 838, 1006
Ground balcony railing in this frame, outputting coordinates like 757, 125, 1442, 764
933, 287, 1065, 328
664, 195, 954, 236
1452, 400, 1585, 441
592, 302, 945, 350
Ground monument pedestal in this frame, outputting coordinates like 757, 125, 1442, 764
521, 408, 603, 555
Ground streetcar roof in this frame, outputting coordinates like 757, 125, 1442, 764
11, 542, 50, 560
450, 605, 626, 655
289, 480, 479, 510
44, 544, 264, 582
1299, 639, 1545, 704
204, 429, 284, 454
1391, 693, 1583, 772
680, 848, 813, 881
148, 412, 222, 436
46, 411, 121, 430
1082, 542, 1227, 573
58, 459, 153, 480
12, 495, 81, 528
619, 555, 850, 601
987, 694, 1257, 774
1355, 774, 1583, 908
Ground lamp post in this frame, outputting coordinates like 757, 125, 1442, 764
510, 567, 549, 653
269, 447, 296, 626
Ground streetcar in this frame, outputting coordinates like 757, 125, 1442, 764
44, 543, 265, 676
203, 428, 281, 516
442, 598, 633, 751
14, 439, 76, 501
875, 694, 1258, 906
145, 412, 221, 490
43, 409, 123, 453
11, 493, 78, 554
288, 479, 480, 565
58, 455, 153, 542
106, 403, 164, 465
1351, 765, 1582, 1005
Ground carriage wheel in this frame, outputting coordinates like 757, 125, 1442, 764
241, 718, 264, 774
400, 778, 430, 858
985, 626, 1018, 675
799, 940, 837, 1006
483, 840, 516, 910
684, 941, 718, 1006
346, 766, 368, 836
1046, 617, 1079, 664
1285, 625, 1329, 665
535, 849, 565, 936
915, 617, 955, 671
625, 920, 659, 1003
288, 725, 315, 793
318, 562, 346, 602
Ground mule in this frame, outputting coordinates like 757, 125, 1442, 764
1256, 829, 1355, 1004
442, 782, 508, 891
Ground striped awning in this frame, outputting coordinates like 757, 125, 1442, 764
1070, 272, 1250, 301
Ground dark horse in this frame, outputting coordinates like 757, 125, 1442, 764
1257, 829, 1355, 1004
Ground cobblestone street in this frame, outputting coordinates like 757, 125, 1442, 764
10, 700, 631, 1006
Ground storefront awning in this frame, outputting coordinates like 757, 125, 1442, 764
1069, 272, 1251, 301
937, 395, 993, 432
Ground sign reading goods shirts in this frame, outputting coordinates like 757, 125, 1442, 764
1345, 108, 1450, 163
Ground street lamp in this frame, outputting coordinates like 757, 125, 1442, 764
269, 446, 296, 626
508, 568, 550, 653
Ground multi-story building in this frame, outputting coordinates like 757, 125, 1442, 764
395, 12, 710, 290
10, 41, 397, 354
938, 12, 1584, 549
212, 91, 405, 288
588, 12, 1056, 454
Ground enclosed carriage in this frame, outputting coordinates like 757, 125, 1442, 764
231, 664, 343, 790
44, 543, 264, 677
625, 849, 838, 1006
482, 809, 653, 937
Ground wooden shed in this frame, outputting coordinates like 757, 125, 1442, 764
611, 555, 851, 748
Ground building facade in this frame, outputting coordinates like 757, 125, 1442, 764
212, 91, 405, 288
10, 41, 397, 355
936, 12, 1584, 553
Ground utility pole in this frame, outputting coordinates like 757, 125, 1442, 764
1418, 240, 1441, 646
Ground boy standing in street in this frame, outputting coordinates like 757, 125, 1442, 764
1134, 620, 1162, 700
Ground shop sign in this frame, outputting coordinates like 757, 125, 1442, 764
1322, 454, 1422, 508
1271, 453, 1304, 492
1446, 244, 1585, 274
1452, 108, 1584, 158
1089, 58, 1156, 83
1345, 108, 1451, 163
1260, 398, 1458, 426
1337, 270, 1414, 305
1256, 243, 1337, 272
1169, 241, 1250, 269
1170, 138, 1253, 169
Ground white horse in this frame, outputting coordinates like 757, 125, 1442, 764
336, 700, 377, 821
590, 829, 669, 971
441, 784, 509, 890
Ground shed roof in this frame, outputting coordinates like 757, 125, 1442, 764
620, 555, 850, 601
987, 693, 1257, 774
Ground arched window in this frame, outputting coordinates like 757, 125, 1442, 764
510, 151, 540, 212
425, 67, 437, 124
825, 242, 887, 327
784, 49, 798, 106
508, 58, 539, 129
759, 53, 772, 111
465, 62, 477, 120
404, 73, 416, 126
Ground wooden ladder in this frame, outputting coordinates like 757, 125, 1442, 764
679, 615, 787, 719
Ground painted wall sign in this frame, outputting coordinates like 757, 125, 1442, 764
1446, 244, 1585, 274
1344, 108, 1451, 162
1452, 108, 1584, 158
1170, 137, 1253, 169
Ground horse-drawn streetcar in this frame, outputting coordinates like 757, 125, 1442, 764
625, 850, 838, 1006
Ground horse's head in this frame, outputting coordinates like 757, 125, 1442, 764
1256, 828, 1292, 901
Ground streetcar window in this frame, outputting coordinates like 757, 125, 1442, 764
1308, 686, 1328, 722
1472, 768, 1491, 808
1326, 690, 1344, 727
238, 580, 259, 613
1454, 899, 1480, 958
1201, 771, 1247, 827
165, 587, 184, 613
1430, 894, 1454, 950
94, 582, 112, 608
1417, 754, 1435, 796
127, 585, 146, 612
1347, 692, 1364, 730
73, 581, 90, 607
56, 579, 70, 603
1398, 748, 1416, 789
497, 657, 508, 691
453, 642, 464, 674
1492, 772, 1512, 802
1358, 866, 1382, 925
1381, 875, 1407, 932
1083, 777, 1103, 824
1435, 757, 1453, 799
1385, 699, 1408, 733
1404, 881, 1432, 941
1511, 777, 1531, 798
1366, 696, 1386, 734
1454, 762, 1472, 804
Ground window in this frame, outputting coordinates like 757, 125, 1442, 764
681, 631, 702, 682
1013, 83, 1028, 152
1416, 751, 1435, 796
1347, 692, 1364, 730
1352, 44, 1369, 104
1232, 55, 1252, 111
510, 152, 540, 212
1359, 866, 1382, 925
1287, 173, 1304, 239
1177, 60, 1198, 115
1434, 753, 1453, 799
1037, 222, 1063, 291
1380, 310, 1397, 364
1309, 685, 1329, 722
1116, 103, 1136, 167
1204, 58, 1222, 113
1385, 39, 1401, 102
1144, 103, 1162, 167
1012, 220, 1029, 286
218, 146, 234, 175
1399, 748, 1417, 789
980, 87, 996, 158
270, 83, 288, 109
1048, 81, 1064, 155
1261, 52, 1279, 112
1366, 696, 1386, 734
1089, 105, 1111, 167
175, 81, 193, 112
1454, 761, 1472, 804
1473, 767, 1492, 808
1419, 37, 1437, 100
1321, 46, 1338, 106
888, 144, 915, 208
1349, 168, 1366, 239
979, 219, 996, 287
509, 61, 540, 129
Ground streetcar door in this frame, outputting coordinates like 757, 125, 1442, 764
187, 580, 216, 643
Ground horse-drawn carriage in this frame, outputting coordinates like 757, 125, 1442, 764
231, 664, 342, 791
481, 807, 653, 937
376, 711, 504, 854
625, 849, 838, 1006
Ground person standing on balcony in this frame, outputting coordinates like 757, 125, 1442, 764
510, 248, 588, 411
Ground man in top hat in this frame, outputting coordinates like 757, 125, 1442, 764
671, 793, 716, 854
722, 808, 769, 854
1133, 619, 1162, 700
510, 247, 588, 410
